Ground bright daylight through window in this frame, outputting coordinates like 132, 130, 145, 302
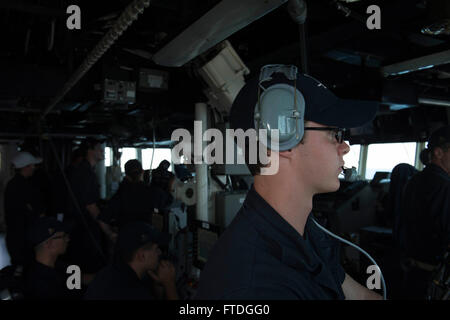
142, 148, 172, 171
365, 142, 417, 180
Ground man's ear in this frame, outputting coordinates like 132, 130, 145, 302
134, 248, 145, 262
433, 147, 444, 160
44, 239, 53, 250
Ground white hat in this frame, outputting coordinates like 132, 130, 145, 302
11, 151, 42, 169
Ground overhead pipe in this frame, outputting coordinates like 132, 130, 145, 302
0, 1, 64, 16
418, 97, 450, 107
0, 108, 59, 114
41, 0, 151, 119
0, 132, 106, 139
381, 49, 450, 77
288, 0, 309, 74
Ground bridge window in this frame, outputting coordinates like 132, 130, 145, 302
119, 148, 138, 172
142, 148, 172, 171
365, 142, 417, 180
104, 147, 112, 167
343, 142, 361, 170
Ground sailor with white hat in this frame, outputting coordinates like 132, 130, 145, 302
4, 151, 44, 271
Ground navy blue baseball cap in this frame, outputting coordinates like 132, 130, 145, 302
29, 217, 69, 247
116, 222, 170, 256
230, 67, 379, 132
428, 125, 450, 150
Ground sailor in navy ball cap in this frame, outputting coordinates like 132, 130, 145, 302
399, 125, 450, 298
29, 217, 70, 248
25, 217, 72, 300
196, 64, 381, 300
85, 222, 178, 300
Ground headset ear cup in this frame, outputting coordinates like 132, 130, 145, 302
254, 84, 305, 151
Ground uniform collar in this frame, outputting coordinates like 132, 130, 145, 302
243, 186, 319, 268
114, 261, 143, 283
243, 185, 343, 295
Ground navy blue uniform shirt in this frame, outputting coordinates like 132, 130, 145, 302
4, 174, 43, 266
195, 186, 346, 300
399, 163, 450, 264
25, 260, 77, 300
65, 159, 100, 224
84, 261, 155, 300
98, 179, 170, 229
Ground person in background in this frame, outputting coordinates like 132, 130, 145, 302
385, 163, 418, 236
25, 217, 71, 299
149, 160, 176, 210
98, 159, 156, 241
4, 151, 44, 275
195, 64, 381, 300
84, 222, 178, 300
49, 147, 84, 219
64, 138, 106, 275
398, 125, 450, 299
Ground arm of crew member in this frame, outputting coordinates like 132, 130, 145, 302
86, 203, 100, 219
148, 261, 179, 300
159, 261, 179, 301
162, 279, 178, 300
98, 220, 117, 243
341, 273, 383, 300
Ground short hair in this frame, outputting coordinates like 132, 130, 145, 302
125, 159, 143, 182
430, 142, 450, 160
157, 160, 171, 170
241, 134, 306, 176
242, 141, 269, 176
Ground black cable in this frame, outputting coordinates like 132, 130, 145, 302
298, 23, 309, 74
47, 136, 107, 263
287, 0, 309, 73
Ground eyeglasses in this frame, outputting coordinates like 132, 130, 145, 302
304, 127, 346, 144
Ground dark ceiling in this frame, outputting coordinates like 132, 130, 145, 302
0, 0, 449, 147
